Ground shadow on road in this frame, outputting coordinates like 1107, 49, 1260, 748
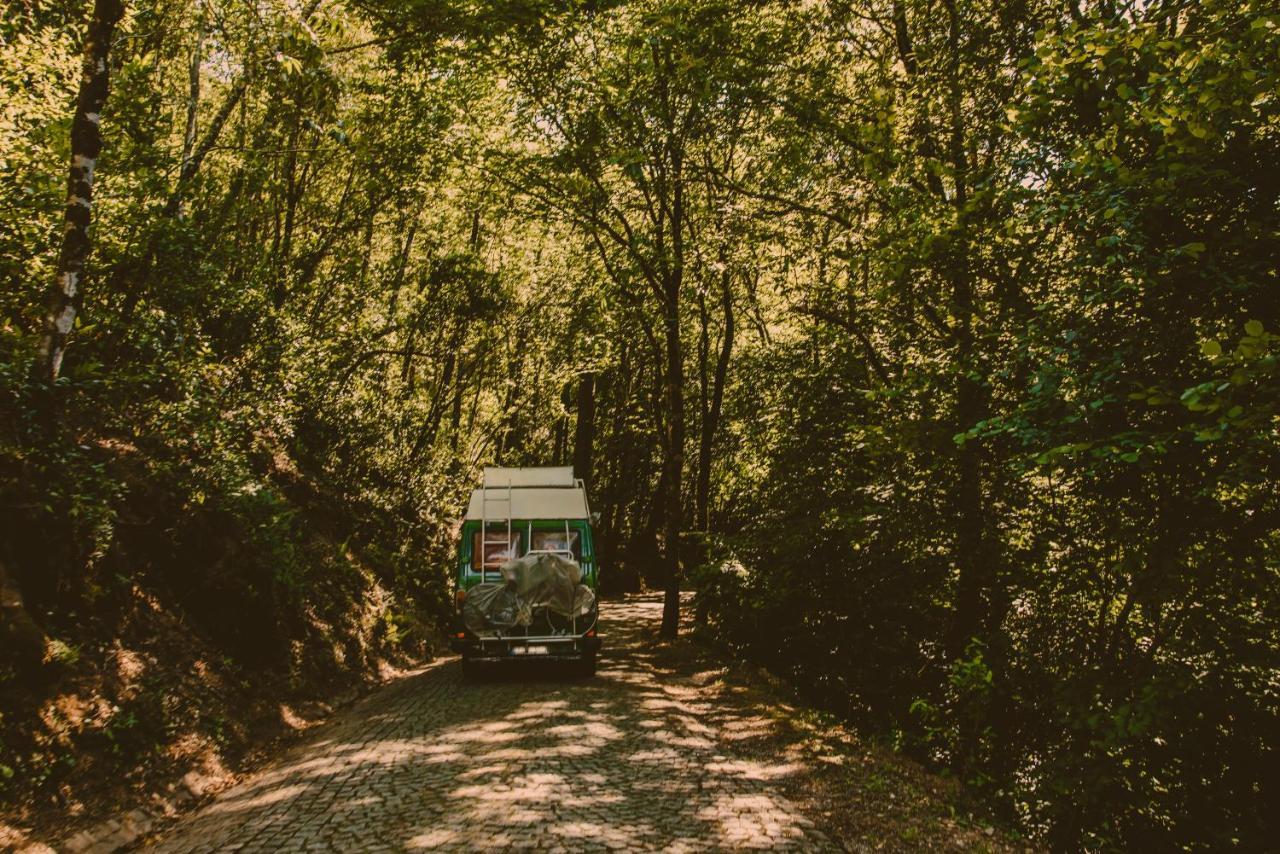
147, 594, 829, 852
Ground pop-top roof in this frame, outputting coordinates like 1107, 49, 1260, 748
464, 467, 589, 521
482, 466, 575, 488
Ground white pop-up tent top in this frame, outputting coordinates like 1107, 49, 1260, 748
464, 466, 590, 521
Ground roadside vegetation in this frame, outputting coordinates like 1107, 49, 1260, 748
2, 0, 1276, 850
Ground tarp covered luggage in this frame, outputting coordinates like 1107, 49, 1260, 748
462, 553, 596, 637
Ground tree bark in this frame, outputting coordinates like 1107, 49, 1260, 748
176, 0, 204, 220
939, 0, 997, 667
163, 0, 323, 219
32, 0, 125, 383
658, 123, 689, 638
553, 381, 571, 465
163, 77, 247, 217
572, 371, 596, 488
695, 269, 733, 533
659, 294, 684, 638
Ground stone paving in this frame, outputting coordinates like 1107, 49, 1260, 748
145, 594, 834, 852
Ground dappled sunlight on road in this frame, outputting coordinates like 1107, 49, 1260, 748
148, 595, 831, 852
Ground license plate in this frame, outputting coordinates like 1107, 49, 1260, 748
514, 645, 548, 656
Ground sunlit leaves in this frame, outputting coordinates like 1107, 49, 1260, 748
2, 0, 1277, 848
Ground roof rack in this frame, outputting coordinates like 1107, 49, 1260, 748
482, 466, 576, 489
468, 466, 589, 521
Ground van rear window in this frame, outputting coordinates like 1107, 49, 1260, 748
531, 530, 581, 560
472, 530, 521, 570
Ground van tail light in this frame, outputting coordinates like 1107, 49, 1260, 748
455, 589, 467, 608
585, 628, 596, 637
455, 631, 466, 639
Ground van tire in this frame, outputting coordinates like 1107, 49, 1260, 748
577, 651, 597, 678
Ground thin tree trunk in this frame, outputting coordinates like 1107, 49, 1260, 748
449, 354, 467, 451
642, 462, 669, 571
552, 381, 570, 464
658, 132, 688, 638
941, 0, 996, 668
164, 77, 247, 217
696, 289, 711, 516
162, 0, 322, 218
601, 352, 640, 594
572, 371, 595, 488
412, 346, 456, 458
462, 349, 485, 448
32, 0, 125, 383
176, 1, 204, 220
659, 293, 684, 638
385, 212, 420, 321
273, 117, 308, 309
695, 269, 733, 532
312, 196, 378, 329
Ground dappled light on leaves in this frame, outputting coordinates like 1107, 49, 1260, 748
1, 0, 1276, 850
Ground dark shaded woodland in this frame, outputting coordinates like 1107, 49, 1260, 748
2, 1, 1276, 849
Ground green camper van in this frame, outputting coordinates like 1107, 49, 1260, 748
450, 466, 601, 675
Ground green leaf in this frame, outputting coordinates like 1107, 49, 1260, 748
1201, 339, 1222, 357
1245, 319, 1264, 337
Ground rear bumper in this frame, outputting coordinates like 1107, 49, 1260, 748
451, 634, 601, 661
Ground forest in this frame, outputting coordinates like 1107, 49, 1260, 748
1, 0, 1277, 850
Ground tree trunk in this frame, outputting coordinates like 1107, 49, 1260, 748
637, 461, 668, 578
696, 290, 711, 521
449, 355, 467, 451
32, 0, 125, 383
659, 296, 684, 638
949, 365, 989, 659
947, 179, 984, 664
553, 381, 571, 464
941, 0, 997, 670
601, 353, 641, 594
164, 78, 247, 217
695, 270, 733, 532
176, 1, 204, 220
162, 0, 323, 218
411, 329, 462, 459
572, 371, 596, 488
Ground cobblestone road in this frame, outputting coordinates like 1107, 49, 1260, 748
147, 594, 834, 852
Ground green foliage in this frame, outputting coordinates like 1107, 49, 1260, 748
694, 0, 1279, 849
2, 0, 1276, 848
